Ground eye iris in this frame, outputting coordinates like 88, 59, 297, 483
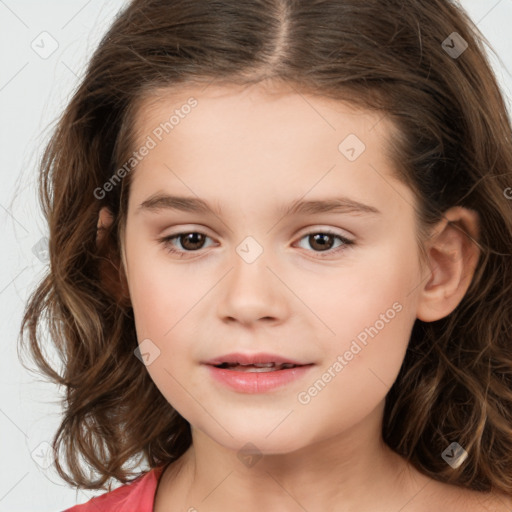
309, 233, 334, 251
181, 233, 205, 250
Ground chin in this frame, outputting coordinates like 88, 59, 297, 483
200, 424, 310, 456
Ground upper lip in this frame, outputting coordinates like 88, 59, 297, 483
203, 352, 311, 366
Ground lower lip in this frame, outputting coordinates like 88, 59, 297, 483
204, 364, 314, 393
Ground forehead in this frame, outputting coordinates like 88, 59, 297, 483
127, 81, 415, 220
132, 81, 393, 149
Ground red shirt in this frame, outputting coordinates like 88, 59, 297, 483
63, 465, 168, 512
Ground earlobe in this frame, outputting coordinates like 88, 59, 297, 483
416, 207, 481, 322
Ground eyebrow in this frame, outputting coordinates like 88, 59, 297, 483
136, 193, 381, 217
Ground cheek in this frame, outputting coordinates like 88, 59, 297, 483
304, 239, 420, 349
126, 243, 208, 337
308, 242, 420, 397
295, 295, 415, 441
126, 247, 210, 398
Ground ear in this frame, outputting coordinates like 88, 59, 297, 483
416, 206, 481, 322
96, 206, 114, 243
96, 206, 131, 306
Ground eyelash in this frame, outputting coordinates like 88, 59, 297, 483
158, 229, 354, 259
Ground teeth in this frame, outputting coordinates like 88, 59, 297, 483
233, 366, 280, 372
217, 362, 298, 372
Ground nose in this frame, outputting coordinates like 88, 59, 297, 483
216, 247, 289, 327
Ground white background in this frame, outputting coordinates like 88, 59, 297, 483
1, 1, 511, 510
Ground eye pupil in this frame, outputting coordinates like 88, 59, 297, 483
181, 233, 205, 250
309, 233, 333, 251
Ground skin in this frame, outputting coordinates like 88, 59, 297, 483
97, 81, 509, 511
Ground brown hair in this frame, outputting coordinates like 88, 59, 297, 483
19, 0, 512, 494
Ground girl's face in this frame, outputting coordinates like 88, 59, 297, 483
122, 82, 427, 453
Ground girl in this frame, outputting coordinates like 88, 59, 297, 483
19, 0, 512, 510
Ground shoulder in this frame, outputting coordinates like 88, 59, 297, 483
401, 463, 512, 512
62, 465, 167, 512
457, 489, 512, 512
422, 480, 512, 512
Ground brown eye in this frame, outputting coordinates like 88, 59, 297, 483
176, 232, 207, 251
296, 230, 354, 257
307, 233, 336, 251
159, 231, 214, 257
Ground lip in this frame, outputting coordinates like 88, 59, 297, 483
205, 364, 314, 393
203, 352, 309, 366
202, 352, 314, 393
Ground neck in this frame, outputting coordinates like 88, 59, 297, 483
160, 402, 430, 512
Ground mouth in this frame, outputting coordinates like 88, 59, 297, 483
203, 352, 312, 371
202, 353, 314, 393
212, 362, 302, 372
